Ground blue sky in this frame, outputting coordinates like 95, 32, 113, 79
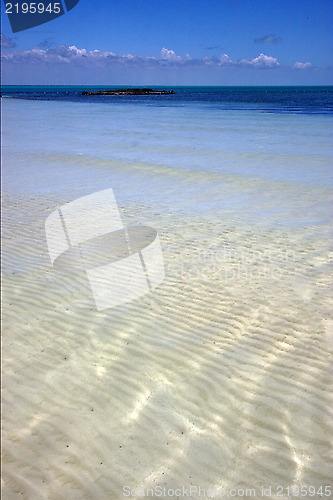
1, 0, 332, 85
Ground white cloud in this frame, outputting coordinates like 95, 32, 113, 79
292, 61, 312, 69
248, 53, 280, 68
160, 47, 181, 61
92, 49, 116, 57
218, 53, 231, 65
68, 45, 87, 56
202, 56, 217, 65
3, 45, 299, 73
1, 45, 119, 64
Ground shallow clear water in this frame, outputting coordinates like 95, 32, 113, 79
2, 92, 333, 499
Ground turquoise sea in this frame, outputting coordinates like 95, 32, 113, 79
2, 86, 333, 499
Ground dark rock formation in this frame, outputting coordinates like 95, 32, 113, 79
82, 88, 175, 96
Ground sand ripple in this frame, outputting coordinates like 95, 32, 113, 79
2, 191, 332, 500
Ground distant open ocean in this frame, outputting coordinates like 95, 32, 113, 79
2, 85, 333, 114
2, 86, 333, 499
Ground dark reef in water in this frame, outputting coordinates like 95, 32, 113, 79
81, 88, 175, 96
